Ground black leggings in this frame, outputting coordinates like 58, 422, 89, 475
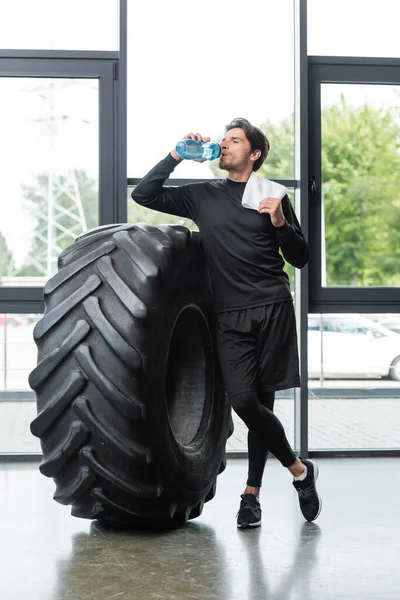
231, 390, 297, 487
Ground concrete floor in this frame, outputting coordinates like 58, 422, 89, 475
0, 458, 399, 600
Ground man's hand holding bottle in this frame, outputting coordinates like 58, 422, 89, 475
171, 133, 220, 162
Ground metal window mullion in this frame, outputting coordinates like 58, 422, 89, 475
115, 0, 128, 224
98, 61, 117, 225
127, 178, 299, 187
294, 0, 309, 458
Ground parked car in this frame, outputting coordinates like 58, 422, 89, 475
308, 314, 400, 380
365, 314, 400, 335
0, 314, 24, 327
376, 318, 400, 335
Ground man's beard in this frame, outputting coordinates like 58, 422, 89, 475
218, 157, 228, 171
219, 156, 236, 171
219, 152, 252, 172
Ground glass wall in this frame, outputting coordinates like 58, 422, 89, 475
0, 78, 99, 287
127, 1, 299, 453
308, 313, 400, 450
307, 70, 400, 452
1, 0, 119, 50
319, 83, 400, 289
4, 0, 399, 458
127, 0, 295, 181
308, 0, 400, 58
0, 313, 41, 453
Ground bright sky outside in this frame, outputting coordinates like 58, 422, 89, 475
127, 0, 294, 178
1, 0, 400, 268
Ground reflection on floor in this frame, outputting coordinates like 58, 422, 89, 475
0, 458, 399, 600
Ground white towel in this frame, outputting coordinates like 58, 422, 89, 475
241, 172, 287, 211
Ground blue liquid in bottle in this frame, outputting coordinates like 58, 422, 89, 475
175, 139, 221, 161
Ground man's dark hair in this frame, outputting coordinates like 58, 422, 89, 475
225, 117, 270, 172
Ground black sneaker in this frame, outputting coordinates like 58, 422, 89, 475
237, 494, 262, 528
292, 459, 322, 522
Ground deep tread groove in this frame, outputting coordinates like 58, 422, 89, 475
45, 241, 116, 295
71, 493, 105, 519
91, 488, 177, 522
205, 482, 217, 502
157, 225, 192, 251
58, 223, 134, 268
80, 447, 162, 499
39, 422, 90, 477
188, 500, 205, 520
76, 223, 132, 243
218, 455, 227, 475
33, 276, 101, 340
74, 345, 143, 420
73, 396, 152, 463
29, 321, 91, 390
228, 412, 234, 438
134, 223, 175, 252
113, 230, 160, 278
96, 256, 147, 319
83, 296, 143, 370
53, 466, 95, 505
30, 370, 86, 437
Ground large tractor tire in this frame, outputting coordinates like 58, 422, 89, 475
29, 223, 232, 528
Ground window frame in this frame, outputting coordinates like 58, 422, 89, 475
308, 57, 400, 314
0, 53, 121, 314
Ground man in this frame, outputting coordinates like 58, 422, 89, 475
132, 117, 321, 528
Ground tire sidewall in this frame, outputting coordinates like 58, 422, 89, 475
146, 259, 228, 502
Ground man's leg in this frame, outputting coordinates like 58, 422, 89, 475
217, 306, 321, 525
231, 390, 297, 469
244, 391, 308, 491
245, 390, 275, 495
233, 388, 298, 528
233, 389, 321, 524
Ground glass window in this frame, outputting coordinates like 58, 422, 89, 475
127, 0, 295, 180
308, 317, 321, 332
127, 188, 196, 231
227, 390, 295, 453
0, 78, 99, 287
1, 0, 119, 50
0, 313, 41, 454
308, 0, 400, 58
308, 313, 400, 450
320, 83, 400, 288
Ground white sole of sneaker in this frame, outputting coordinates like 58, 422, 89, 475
306, 459, 322, 521
237, 520, 261, 528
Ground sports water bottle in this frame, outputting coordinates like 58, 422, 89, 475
175, 139, 221, 161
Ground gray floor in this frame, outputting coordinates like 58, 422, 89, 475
0, 458, 399, 600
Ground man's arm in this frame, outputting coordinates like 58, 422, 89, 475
131, 153, 196, 220
276, 195, 309, 268
132, 133, 210, 221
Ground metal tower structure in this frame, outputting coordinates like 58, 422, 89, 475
18, 79, 89, 278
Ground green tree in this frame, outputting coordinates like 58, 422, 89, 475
17, 170, 98, 276
321, 97, 400, 286
210, 105, 400, 287
258, 116, 295, 180
0, 232, 15, 277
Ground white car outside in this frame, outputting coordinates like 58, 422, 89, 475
308, 314, 400, 380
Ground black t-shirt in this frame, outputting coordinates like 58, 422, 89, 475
132, 154, 309, 313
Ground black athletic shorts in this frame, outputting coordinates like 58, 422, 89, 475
216, 302, 300, 397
